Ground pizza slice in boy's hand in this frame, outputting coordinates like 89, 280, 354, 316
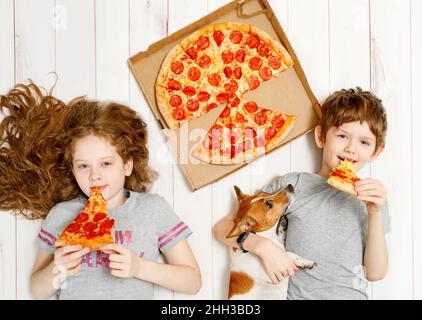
55, 187, 115, 250
327, 159, 361, 195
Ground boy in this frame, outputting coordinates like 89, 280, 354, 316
214, 87, 390, 300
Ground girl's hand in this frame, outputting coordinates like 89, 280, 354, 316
100, 244, 141, 278
54, 245, 89, 277
254, 237, 298, 284
355, 178, 387, 215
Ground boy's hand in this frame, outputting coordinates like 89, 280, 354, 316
100, 244, 141, 278
355, 178, 386, 215
255, 237, 298, 284
54, 245, 89, 277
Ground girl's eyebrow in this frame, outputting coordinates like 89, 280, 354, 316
74, 156, 115, 162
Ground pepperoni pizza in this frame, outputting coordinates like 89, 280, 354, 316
55, 187, 115, 250
327, 159, 361, 195
156, 23, 296, 164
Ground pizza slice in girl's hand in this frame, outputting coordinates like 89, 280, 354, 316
327, 159, 361, 195
55, 187, 115, 250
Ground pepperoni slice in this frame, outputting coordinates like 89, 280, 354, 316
254, 110, 268, 126
244, 101, 258, 113
272, 114, 285, 128
75, 212, 89, 224
231, 96, 240, 107
197, 35, 210, 50
220, 106, 230, 118
259, 66, 273, 81
247, 75, 260, 90
235, 49, 246, 63
217, 92, 229, 103
265, 126, 278, 140
186, 99, 199, 112
83, 222, 97, 232
187, 67, 201, 81
224, 79, 238, 94
257, 43, 270, 57
230, 30, 243, 44
173, 107, 186, 120
213, 30, 224, 47
268, 55, 282, 70
208, 73, 221, 86
247, 34, 260, 49
171, 61, 184, 74
236, 112, 246, 123
168, 79, 181, 91
206, 103, 217, 111
197, 91, 210, 102
222, 50, 234, 64
234, 66, 242, 79
183, 86, 196, 96
198, 54, 211, 68
248, 57, 262, 70
65, 222, 80, 233
169, 95, 182, 107
224, 66, 233, 78
244, 127, 257, 139
93, 212, 107, 222
186, 47, 198, 59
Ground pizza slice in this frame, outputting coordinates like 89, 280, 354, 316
327, 159, 361, 195
55, 187, 115, 250
192, 97, 296, 165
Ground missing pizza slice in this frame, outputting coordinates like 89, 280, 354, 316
327, 159, 361, 195
55, 187, 115, 250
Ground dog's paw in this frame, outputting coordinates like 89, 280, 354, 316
287, 252, 317, 270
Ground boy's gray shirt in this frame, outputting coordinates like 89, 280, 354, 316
262, 172, 391, 300
37, 190, 192, 300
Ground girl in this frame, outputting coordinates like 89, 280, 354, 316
0, 82, 201, 299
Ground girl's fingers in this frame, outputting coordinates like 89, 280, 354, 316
108, 253, 126, 263
67, 264, 82, 277
109, 262, 124, 271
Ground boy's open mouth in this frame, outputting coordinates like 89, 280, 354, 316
337, 156, 357, 164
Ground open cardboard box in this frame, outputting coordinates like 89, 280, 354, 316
128, 0, 321, 191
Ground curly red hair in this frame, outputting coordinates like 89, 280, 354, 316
0, 82, 157, 220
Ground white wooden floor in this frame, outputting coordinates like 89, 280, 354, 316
0, 0, 421, 300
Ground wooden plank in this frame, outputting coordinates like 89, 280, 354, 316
0, 0, 16, 299
370, 0, 413, 299
207, 0, 251, 300
14, 0, 56, 300
168, 0, 213, 300
329, 0, 374, 298
95, 0, 130, 101
128, 0, 174, 300
411, 0, 422, 300
287, 0, 328, 174
55, 0, 96, 100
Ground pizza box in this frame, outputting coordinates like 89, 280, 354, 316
128, 0, 321, 191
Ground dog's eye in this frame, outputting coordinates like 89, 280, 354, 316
264, 200, 273, 210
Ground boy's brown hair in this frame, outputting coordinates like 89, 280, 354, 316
319, 87, 387, 151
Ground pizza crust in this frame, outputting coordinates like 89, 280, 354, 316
55, 234, 114, 250
265, 115, 296, 152
327, 175, 357, 195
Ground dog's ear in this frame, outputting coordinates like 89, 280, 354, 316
234, 186, 247, 201
226, 216, 257, 238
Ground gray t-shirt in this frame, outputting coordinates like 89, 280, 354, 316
36, 190, 192, 300
262, 172, 391, 300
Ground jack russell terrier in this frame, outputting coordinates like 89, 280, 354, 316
226, 184, 316, 300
